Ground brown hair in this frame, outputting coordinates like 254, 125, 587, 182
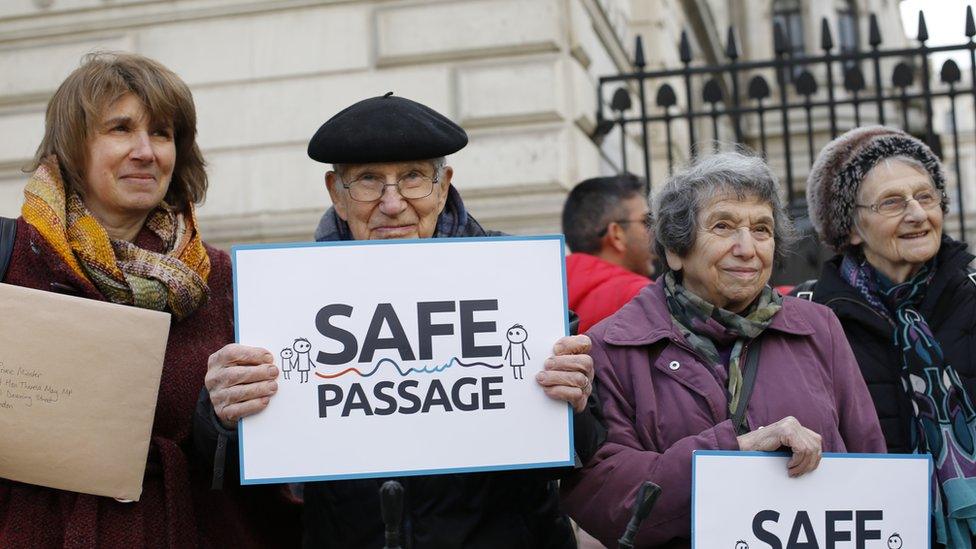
29, 51, 207, 210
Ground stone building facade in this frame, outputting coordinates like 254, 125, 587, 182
0, 0, 911, 248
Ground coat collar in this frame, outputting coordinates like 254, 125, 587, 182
602, 280, 815, 346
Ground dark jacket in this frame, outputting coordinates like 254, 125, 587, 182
807, 236, 976, 453
197, 187, 606, 549
3, 218, 300, 548
562, 282, 885, 548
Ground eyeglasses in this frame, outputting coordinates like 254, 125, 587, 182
341, 170, 439, 202
855, 190, 944, 217
597, 214, 651, 237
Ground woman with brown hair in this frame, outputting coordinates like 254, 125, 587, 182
0, 52, 298, 547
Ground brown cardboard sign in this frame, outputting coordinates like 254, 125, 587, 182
0, 283, 170, 501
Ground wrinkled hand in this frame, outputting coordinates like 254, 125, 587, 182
534, 335, 593, 413
736, 416, 823, 477
205, 344, 279, 429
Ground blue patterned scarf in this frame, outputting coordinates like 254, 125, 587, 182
842, 255, 976, 547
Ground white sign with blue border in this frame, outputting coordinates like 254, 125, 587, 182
692, 451, 930, 549
233, 236, 574, 484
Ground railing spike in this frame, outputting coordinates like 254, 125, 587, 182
917, 10, 929, 43
679, 30, 692, 63
725, 26, 739, 60
820, 17, 834, 51
634, 35, 646, 69
966, 5, 975, 38
869, 13, 882, 47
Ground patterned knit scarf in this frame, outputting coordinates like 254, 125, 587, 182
842, 254, 976, 548
21, 159, 210, 320
663, 272, 782, 415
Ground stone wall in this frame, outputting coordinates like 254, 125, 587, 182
0, 0, 635, 247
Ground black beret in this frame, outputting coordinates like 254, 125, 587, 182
307, 93, 468, 164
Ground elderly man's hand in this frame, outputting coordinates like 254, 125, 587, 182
205, 344, 279, 430
736, 416, 823, 477
534, 335, 593, 413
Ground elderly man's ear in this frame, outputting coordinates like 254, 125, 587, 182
325, 171, 347, 220
436, 165, 454, 209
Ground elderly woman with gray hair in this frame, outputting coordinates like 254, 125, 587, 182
561, 151, 884, 548
800, 126, 976, 547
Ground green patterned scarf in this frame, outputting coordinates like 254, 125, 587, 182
663, 271, 782, 414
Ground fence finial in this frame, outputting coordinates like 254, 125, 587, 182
917, 10, 929, 43
725, 26, 739, 60
869, 13, 882, 47
611, 88, 632, 112
820, 17, 834, 51
679, 31, 692, 63
634, 35, 646, 69
966, 5, 975, 38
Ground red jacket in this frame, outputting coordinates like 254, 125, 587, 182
566, 253, 651, 333
0, 217, 300, 548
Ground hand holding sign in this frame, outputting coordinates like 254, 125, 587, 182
535, 335, 593, 413
736, 416, 823, 477
205, 343, 279, 429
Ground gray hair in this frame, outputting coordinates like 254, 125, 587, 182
332, 157, 448, 181
873, 155, 934, 187
652, 151, 796, 270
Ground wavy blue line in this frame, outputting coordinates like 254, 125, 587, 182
350, 356, 503, 378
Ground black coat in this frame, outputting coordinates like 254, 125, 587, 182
196, 193, 607, 549
807, 237, 976, 453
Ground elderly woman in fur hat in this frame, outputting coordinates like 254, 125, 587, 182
802, 126, 976, 547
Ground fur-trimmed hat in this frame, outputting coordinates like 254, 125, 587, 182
805, 126, 947, 253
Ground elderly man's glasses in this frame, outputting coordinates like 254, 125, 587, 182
341, 170, 438, 202
855, 190, 944, 217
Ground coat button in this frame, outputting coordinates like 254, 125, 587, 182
668, 360, 680, 370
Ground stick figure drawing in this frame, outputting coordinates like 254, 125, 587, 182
280, 347, 295, 380
293, 338, 314, 383
504, 324, 530, 380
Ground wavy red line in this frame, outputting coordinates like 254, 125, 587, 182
314, 367, 363, 379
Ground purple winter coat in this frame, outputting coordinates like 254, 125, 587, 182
560, 282, 885, 549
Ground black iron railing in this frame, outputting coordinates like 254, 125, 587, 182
595, 8, 976, 269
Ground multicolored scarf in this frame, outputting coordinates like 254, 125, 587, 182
663, 272, 782, 415
21, 158, 210, 320
842, 254, 976, 548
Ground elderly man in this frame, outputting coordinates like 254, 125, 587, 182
195, 94, 602, 548
562, 174, 654, 333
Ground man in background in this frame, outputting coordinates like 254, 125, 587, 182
562, 174, 653, 333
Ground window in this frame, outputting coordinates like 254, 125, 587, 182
836, 0, 859, 68
773, 0, 806, 58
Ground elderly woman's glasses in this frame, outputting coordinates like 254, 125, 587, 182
341, 171, 438, 202
855, 190, 944, 217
